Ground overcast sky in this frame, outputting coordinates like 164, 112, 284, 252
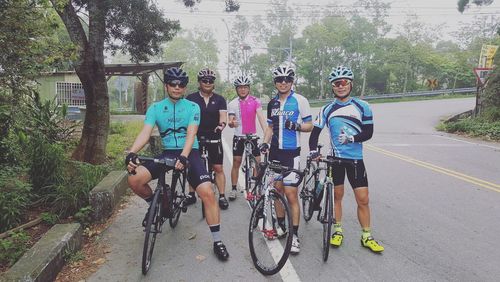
154, 0, 499, 78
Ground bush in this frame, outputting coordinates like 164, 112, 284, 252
439, 117, 500, 141
47, 161, 109, 217
0, 231, 30, 266
0, 167, 31, 233
29, 137, 65, 193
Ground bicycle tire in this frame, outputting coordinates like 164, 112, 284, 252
169, 173, 184, 228
322, 183, 333, 262
142, 188, 162, 275
248, 190, 293, 275
301, 162, 317, 222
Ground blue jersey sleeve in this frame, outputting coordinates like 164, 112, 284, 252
144, 103, 157, 127
189, 103, 201, 126
313, 104, 329, 129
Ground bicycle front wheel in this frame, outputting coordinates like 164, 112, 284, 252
142, 189, 162, 275
322, 183, 333, 262
301, 163, 317, 222
248, 190, 293, 275
169, 174, 185, 228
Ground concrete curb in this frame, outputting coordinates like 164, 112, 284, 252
0, 223, 82, 282
89, 170, 129, 222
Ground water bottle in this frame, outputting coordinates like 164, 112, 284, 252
315, 180, 324, 196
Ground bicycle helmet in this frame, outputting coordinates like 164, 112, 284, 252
197, 68, 217, 81
233, 75, 252, 87
272, 65, 295, 79
164, 67, 189, 85
328, 66, 354, 82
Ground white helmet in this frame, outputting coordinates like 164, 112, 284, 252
233, 75, 252, 87
272, 65, 295, 79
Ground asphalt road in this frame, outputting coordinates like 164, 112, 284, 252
91, 97, 500, 281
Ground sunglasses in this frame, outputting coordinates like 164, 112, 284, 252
200, 78, 215, 84
167, 80, 187, 88
332, 79, 352, 87
274, 77, 294, 84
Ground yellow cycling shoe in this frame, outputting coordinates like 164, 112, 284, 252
330, 231, 343, 247
361, 236, 384, 253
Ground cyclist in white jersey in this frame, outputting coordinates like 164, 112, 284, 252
260, 65, 313, 254
227, 75, 267, 200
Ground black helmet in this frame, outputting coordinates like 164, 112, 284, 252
164, 67, 189, 85
197, 68, 216, 81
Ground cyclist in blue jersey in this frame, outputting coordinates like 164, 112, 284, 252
308, 66, 384, 253
125, 67, 229, 261
260, 65, 313, 254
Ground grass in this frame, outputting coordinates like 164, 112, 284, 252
437, 117, 500, 141
107, 120, 144, 169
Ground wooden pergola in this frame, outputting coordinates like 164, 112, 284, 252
105, 62, 183, 114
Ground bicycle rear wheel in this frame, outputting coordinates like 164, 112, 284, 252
301, 163, 317, 222
248, 190, 293, 275
169, 173, 184, 228
142, 189, 162, 275
322, 183, 333, 262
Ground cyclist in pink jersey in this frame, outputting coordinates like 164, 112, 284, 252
227, 75, 267, 200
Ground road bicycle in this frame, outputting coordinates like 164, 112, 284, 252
233, 134, 260, 192
248, 154, 304, 275
135, 156, 188, 275
300, 144, 324, 222
301, 152, 356, 262
198, 136, 219, 218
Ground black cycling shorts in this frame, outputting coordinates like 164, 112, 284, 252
331, 158, 368, 189
199, 139, 224, 165
232, 136, 260, 157
269, 147, 302, 187
142, 149, 211, 189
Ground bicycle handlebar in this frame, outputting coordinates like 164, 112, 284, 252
137, 156, 178, 168
198, 137, 221, 145
234, 134, 260, 141
267, 160, 305, 177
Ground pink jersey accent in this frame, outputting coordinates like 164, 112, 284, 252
228, 95, 262, 136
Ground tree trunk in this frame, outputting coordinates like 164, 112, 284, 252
53, 0, 110, 164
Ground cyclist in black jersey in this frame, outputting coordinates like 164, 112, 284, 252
186, 68, 229, 210
125, 67, 229, 260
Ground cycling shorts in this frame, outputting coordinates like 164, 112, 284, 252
232, 136, 260, 157
199, 138, 224, 165
143, 149, 211, 189
331, 158, 368, 189
269, 147, 302, 187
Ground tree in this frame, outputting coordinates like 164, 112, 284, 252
50, 0, 181, 164
457, 0, 499, 118
0, 0, 69, 162
458, 0, 494, 13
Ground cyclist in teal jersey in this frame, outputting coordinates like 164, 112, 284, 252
308, 66, 383, 253
125, 67, 229, 261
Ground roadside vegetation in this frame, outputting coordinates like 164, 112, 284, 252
0, 95, 141, 269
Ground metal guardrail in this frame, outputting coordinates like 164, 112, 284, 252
309, 87, 476, 103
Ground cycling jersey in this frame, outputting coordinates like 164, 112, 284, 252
144, 98, 200, 150
314, 97, 373, 159
227, 95, 262, 136
267, 90, 312, 149
186, 91, 227, 140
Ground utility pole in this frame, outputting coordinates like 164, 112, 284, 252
222, 19, 230, 82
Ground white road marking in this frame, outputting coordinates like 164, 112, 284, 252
221, 137, 301, 282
